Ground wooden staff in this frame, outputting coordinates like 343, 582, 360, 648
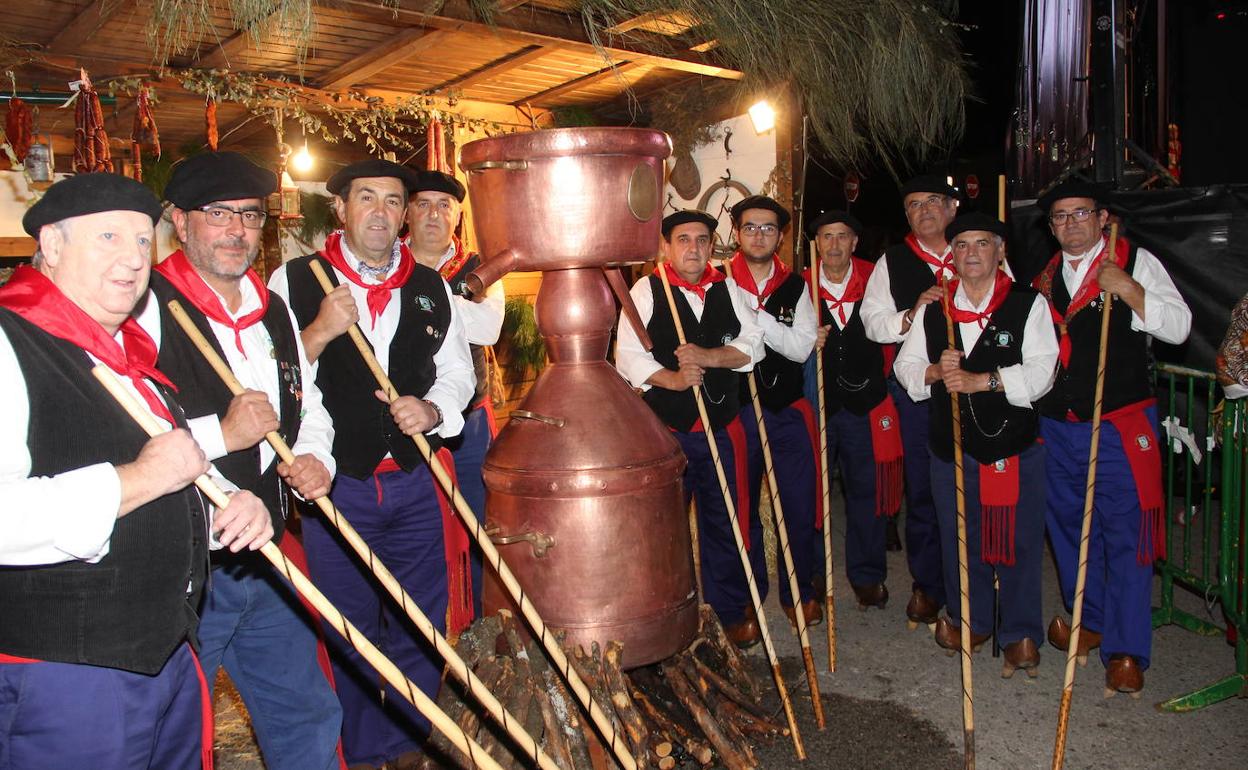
89, 365, 504, 770
164, 300, 562, 770
746, 371, 826, 729
939, 274, 976, 770
655, 263, 806, 760
1052, 223, 1119, 770
304, 260, 636, 770
809, 240, 837, 673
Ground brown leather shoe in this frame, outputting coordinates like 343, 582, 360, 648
906, 588, 941, 627
782, 599, 824, 629
1105, 654, 1144, 695
1047, 616, 1102, 665
1002, 638, 1041, 679
933, 615, 989, 654
851, 582, 889, 610
725, 608, 762, 649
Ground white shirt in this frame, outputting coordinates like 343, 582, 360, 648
0, 327, 231, 566
893, 280, 1058, 408
1060, 240, 1191, 345
742, 260, 817, 364
267, 242, 475, 439
615, 271, 764, 392
134, 275, 336, 480
434, 242, 504, 347
819, 262, 857, 331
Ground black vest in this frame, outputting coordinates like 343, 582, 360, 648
149, 274, 303, 540
742, 272, 808, 412
819, 297, 889, 417
0, 310, 208, 674
923, 287, 1040, 464
443, 252, 489, 405
1037, 245, 1152, 420
643, 276, 743, 432
283, 255, 451, 478
884, 240, 940, 311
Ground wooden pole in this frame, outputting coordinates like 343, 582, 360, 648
1052, 223, 1119, 770
89, 364, 505, 770
304, 260, 636, 770
655, 263, 806, 760
746, 370, 826, 729
164, 300, 563, 770
809, 240, 837, 673
939, 275, 976, 770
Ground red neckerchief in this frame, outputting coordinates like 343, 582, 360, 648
806, 257, 870, 324
662, 261, 725, 301
906, 233, 954, 280
0, 265, 176, 422
945, 270, 1014, 329
1032, 235, 1130, 367
436, 235, 470, 282
320, 230, 415, 328
155, 250, 269, 358
728, 251, 790, 309
980, 456, 1020, 565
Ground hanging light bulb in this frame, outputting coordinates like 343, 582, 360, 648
748, 100, 776, 134
292, 141, 314, 174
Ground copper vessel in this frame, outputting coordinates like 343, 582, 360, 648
464, 128, 698, 667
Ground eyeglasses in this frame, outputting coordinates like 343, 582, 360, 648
741, 223, 779, 236
906, 195, 947, 212
1048, 208, 1098, 226
196, 205, 267, 229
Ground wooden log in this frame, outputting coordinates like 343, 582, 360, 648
574, 643, 646, 770
688, 648, 768, 719
628, 671, 713, 766
694, 606, 758, 701
676, 655, 757, 768
665, 664, 753, 770
540, 635, 595, 770
476, 659, 519, 770
719, 700, 786, 740
603, 642, 655, 767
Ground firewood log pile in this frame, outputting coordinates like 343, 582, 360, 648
421, 605, 787, 770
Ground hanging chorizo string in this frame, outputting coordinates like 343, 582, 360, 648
73, 69, 112, 173
129, 85, 160, 182
5, 97, 33, 164
205, 96, 219, 151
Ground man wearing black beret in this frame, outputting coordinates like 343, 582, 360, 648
894, 213, 1057, 677
405, 169, 503, 618
616, 209, 765, 646
0, 173, 270, 767
270, 158, 474, 769
725, 195, 822, 636
1031, 181, 1191, 694
140, 151, 343, 770
805, 209, 904, 611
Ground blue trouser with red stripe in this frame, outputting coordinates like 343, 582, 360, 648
931, 442, 1047, 646
1042, 408, 1159, 669
828, 406, 889, 587
740, 401, 818, 607
675, 421, 753, 627
302, 465, 448, 767
0, 644, 204, 770
891, 379, 946, 606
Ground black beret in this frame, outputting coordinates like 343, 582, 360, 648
1036, 180, 1109, 213
23, 173, 163, 237
900, 174, 957, 199
945, 212, 1008, 242
729, 195, 791, 230
164, 151, 277, 210
661, 209, 718, 240
327, 159, 422, 197
410, 169, 466, 202
806, 209, 863, 238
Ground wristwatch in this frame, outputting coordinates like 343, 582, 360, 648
986, 372, 1000, 393
422, 399, 444, 431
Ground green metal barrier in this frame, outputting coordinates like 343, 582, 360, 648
1151, 363, 1248, 711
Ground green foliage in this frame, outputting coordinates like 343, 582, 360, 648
502, 296, 546, 375
297, 191, 337, 243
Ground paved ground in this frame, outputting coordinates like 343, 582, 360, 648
216, 504, 1248, 769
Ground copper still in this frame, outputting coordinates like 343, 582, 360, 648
462, 128, 698, 668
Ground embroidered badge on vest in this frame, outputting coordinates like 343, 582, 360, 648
721, 333, 735, 345
279, 359, 303, 402
416, 294, 435, 312
995, 330, 1013, 347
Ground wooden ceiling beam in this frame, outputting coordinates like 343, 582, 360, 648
494, 0, 530, 11
515, 60, 646, 107
47, 0, 135, 53
433, 45, 555, 92
317, 28, 447, 91
193, 14, 287, 70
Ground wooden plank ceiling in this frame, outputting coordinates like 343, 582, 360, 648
0, 0, 739, 171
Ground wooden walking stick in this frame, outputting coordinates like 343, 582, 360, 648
304, 260, 637, 770
90, 365, 506, 770
1052, 223, 1119, 770
809, 240, 837, 673
747, 371, 826, 729
939, 274, 976, 770
164, 300, 564, 770
655, 262, 806, 760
